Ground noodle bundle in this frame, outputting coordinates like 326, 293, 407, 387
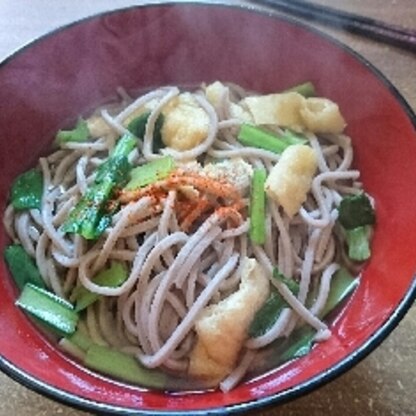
3, 81, 374, 391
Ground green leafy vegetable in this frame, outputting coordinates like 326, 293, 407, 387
337, 193, 375, 261
248, 292, 285, 338
238, 124, 306, 154
62, 135, 137, 240
250, 267, 357, 353
62, 176, 116, 240
249, 168, 267, 245
11, 168, 43, 211
319, 267, 358, 318
249, 269, 299, 338
4, 244, 45, 290
284, 81, 316, 97
337, 193, 375, 230
56, 118, 89, 144
74, 262, 128, 311
273, 268, 300, 295
124, 156, 175, 191
127, 111, 165, 152
85, 345, 166, 388
278, 326, 316, 362
16, 283, 78, 335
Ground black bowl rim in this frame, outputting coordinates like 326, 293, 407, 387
0, 1, 415, 415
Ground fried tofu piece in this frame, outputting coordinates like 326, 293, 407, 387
300, 97, 346, 134
243, 91, 346, 134
205, 81, 253, 122
265, 144, 318, 217
189, 258, 269, 384
161, 93, 209, 151
242, 92, 305, 130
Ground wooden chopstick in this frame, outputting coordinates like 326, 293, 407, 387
252, 0, 416, 54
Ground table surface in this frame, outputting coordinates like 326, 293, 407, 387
0, 1, 415, 415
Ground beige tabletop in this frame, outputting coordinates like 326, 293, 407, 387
0, 1, 415, 415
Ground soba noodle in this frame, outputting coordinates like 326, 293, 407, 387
3, 81, 373, 391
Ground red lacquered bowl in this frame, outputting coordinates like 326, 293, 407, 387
0, 2, 415, 414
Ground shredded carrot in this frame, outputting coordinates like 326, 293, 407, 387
119, 170, 241, 205
117, 170, 245, 233
180, 197, 211, 232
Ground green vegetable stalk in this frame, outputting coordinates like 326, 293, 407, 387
124, 156, 175, 191
249, 266, 358, 364
345, 226, 372, 262
238, 124, 306, 154
73, 262, 128, 311
249, 168, 267, 245
85, 345, 166, 388
337, 193, 375, 261
16, 283, 79, 336
284, 81, 316, 97
56, 118, 89, 144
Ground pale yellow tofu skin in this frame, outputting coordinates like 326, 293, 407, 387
161, 93, 209, 151
243, 92, 305, 129
265, 144, 318, 217
205, 81, 228, 108
189, 258, 270, 385
205, 81, 253, 123
243, 92, 346, 134
300, 97, 346, 134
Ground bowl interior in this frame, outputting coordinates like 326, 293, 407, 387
0, 3, 415, 414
